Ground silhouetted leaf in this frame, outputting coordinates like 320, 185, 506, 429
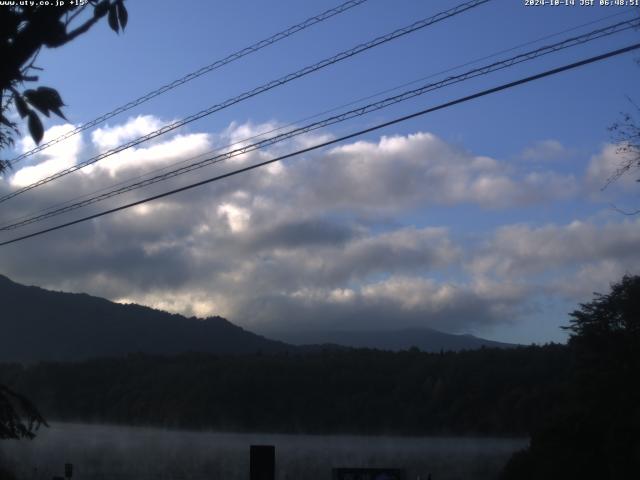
116, 0, 128, 30
14, 95, 30, 118
27, 111, 44, 145
37, 87, 64, 107
108, 4, 119, 33
24, 89, 50, 117
93, 0, 110, 18
42, 20, 67, 48
49, 105, 67, 120
25, 87, 67, 120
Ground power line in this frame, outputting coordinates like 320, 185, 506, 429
8, 7, 631, 228
2, 17, 637, 232
0, 0, 492, 205
1, 41, 638, 248
3, 5, 634, 227
7, 0, 370, 166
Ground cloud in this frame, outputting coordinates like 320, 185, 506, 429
91, 115, 165, 151
285, 132, 576, 211
468, 219, 640, 300
586, 143, 638, 192
1, 117, 212, 223
10, 124, 84, 187
0, 117, 637, 339
217, 202, 251, 233
520, 139, 569, 162
97, 133, 212, 177
232, 275, 529, 334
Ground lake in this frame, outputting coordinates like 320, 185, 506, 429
0, 423, 528, 480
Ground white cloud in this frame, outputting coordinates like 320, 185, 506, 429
586, 143, 638, 192
91, 115, 165, 151
468, 219, 640, 301
2, 117, 638, 340
217, 202, 251, 233
11, 123, 84, 187
477, 220, 640, 274
520, 139, 568, 162
285, 132, 576, 212
94, 132, 211, 177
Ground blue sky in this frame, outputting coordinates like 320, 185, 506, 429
1, 0, 639, 344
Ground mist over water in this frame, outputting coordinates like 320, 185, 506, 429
0, 423, 527, 480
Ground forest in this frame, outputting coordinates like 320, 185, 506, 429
0, 344, 570, 436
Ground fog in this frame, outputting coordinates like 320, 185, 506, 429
0, 423, 527, 480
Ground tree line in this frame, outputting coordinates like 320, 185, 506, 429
0, 344, 571, 436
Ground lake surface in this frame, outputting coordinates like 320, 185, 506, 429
0, 423, 528, 480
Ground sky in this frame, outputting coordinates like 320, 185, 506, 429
1, 0, 639, 344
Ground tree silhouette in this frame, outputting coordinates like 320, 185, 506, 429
565, 274, 639, 354
608, 93, 640, 196
0, 0, 129, 440
501, 275, 640, 479
0, 385, 47, 440
0, 0, 128, 174
605, 41, 640, 210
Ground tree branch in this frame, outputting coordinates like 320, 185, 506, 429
609, 203, 640, 216
65, 4, 90, 27
63, 14, 101, 44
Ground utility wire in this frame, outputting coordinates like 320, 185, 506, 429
7, 0, 370, 166
3, 5, 635, 230
1, 42, 638, 247
2, 17, 637, 232
7, 8, 632, 227
0, 0, 492, 205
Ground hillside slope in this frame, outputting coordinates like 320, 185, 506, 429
0, 275, 291, 362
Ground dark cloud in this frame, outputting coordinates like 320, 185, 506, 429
1, 117, 638, 336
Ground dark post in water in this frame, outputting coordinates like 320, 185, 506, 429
250, 445, 275, 480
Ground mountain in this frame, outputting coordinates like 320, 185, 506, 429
0, 275, 514, 362
0, 275, 292, 362
270, 328, 517, 352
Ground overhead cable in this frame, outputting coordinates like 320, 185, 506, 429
7, 0, 370, 166
0, 0, 492, 204
2, 17, 637, 231
1, 41, 638, 247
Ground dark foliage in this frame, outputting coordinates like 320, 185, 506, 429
501, 275, 640, 479
0, 344, 571, 436
607, 89, 640, 192
0, 0, 128, 173
0, 384, 47, 440
0, 461, 17, 480
0, 1, 129, 439
605, 51, 640, 212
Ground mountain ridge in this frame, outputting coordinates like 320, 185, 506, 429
1, 274, 515, 362
268, 326, 517, 352
0, 274, 292, 362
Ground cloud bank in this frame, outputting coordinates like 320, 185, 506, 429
1, 115, 638, 341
